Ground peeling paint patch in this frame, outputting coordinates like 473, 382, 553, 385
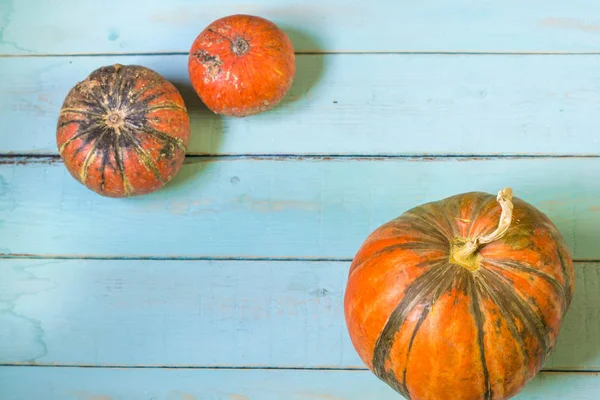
108, 29, 120, 41
236, 193, 320, 213
0, 0, 33, 53
229, 395, 250, 400
539, 17, 600, 33
0, 261, 58, 362
295, 393, 346, 400
0, 312, 47, 361
167, 391, 197, 400
72, 391, 114, 400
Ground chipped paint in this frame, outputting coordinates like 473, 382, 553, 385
236, 193, 320, 213
539, 17, 600, 33
0, 262, 56, 362
229, 395, 250, 400
72, 391, 114, 400
295, 393, 346, 400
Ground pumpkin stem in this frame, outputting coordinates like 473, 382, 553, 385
232, 37, 250, 56
105, 111, 124, 129
451, 188, 514, 271
478, 188, 514, 245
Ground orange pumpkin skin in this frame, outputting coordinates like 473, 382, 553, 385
57, 64, 190, 197
188, 14, 296, 117
344, 191, 574, 400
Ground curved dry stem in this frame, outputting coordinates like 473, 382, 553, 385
451, 188, 514, 270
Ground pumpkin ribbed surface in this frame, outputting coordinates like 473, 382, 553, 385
56, 64, 190, 197
188, 14, 295, 117
344, 190, 574, 400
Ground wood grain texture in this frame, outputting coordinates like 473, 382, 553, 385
3, 54, 600, 155
0, 158, 599, 259
2, 0, 600, 54
0, 259, 598, 369
0, 367, 598, 400
2, 0, 598, 396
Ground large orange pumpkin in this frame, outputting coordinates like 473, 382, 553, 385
188, 14, 295, 117
344, 189, 574, 400
57, 64, 190, 197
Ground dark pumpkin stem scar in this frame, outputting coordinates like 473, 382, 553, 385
232, 36, 250, 55
106, 112, 122, 127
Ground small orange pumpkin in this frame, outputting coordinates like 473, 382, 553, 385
188, 14, 296, 117
344, 188, 574, 400
57, 64, 190, 197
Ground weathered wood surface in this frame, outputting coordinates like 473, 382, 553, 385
1, 0, 600, 54
2, 54, 600, 156
0, 158, 598, 259
2, 0, 599, 396
0, 259, 597, 370
0, 367, 598, 400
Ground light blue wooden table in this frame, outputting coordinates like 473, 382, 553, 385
1, 1, 600, 399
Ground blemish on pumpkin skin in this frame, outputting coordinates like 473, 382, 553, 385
207, 28, 233, 45
194, 50, 223, 83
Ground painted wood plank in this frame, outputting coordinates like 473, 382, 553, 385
0, 158, 599, 259
0, 367, 598, 400
2, 1, 600, 54
0, 259, 598, 369
2, 54, 600, 156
